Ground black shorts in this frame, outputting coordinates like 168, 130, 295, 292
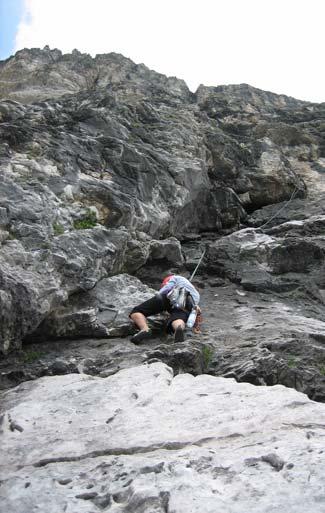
130, 294, 190, 331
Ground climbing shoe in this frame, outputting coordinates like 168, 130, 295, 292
174, 326, 185, 343
130, 329, 152, 345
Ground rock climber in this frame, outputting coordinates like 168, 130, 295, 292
129, 274, 201, 344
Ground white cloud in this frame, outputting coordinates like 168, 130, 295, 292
15, 0, 325, 102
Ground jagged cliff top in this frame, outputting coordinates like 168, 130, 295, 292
1, 46, 321, 109
0, 46, 190, 103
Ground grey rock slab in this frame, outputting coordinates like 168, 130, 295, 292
1, 362, 325, 512
30, 274, 159, 341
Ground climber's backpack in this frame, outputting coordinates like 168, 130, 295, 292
167, 286, 193, 311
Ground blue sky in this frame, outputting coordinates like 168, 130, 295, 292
0, 0, 24, 59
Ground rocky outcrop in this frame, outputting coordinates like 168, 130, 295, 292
1, 362, 325, 513
1, 48, 324, 352
1, 46, 325, 404
0, 47, 190, 103
205, 225, 325, 291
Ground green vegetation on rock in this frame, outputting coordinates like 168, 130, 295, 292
53, 222, 65, 235
318, 364, 325, 376
202, 345, 214, 369
287, 356, 298, 369
73, 209, 97, 230
22, 350, 43, 363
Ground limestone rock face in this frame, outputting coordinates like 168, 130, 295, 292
1, 362, 325, 513
1, 48, 325, 351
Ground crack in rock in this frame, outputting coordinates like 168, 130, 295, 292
33, 437, 217, 468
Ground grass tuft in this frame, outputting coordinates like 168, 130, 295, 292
22, 350, 43, 363
202, 345, 214, 369
287, 356, 297, 369
73, 209, 97, 230
53, 222, 65, 235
